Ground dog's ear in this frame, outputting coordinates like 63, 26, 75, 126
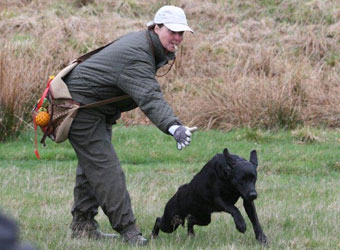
223, 148, 234, 168
222, 148, 233, 177
249, 150, 258, 168
223, 148, 230, 157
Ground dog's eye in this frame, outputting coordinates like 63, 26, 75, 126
244, 175, 256, 182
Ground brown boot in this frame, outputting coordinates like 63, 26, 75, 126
70, 213, 118, 240
125, 234, 148, 246
71, 229, 118, 240
120, 226, 148, 246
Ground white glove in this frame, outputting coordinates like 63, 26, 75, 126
168, 125, 198, 150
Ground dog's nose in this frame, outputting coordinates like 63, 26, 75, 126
249, 191, 257, 200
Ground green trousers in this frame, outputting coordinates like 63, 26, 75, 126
68, 108, 137, 234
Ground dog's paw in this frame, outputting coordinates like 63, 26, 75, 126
257, 233, 268, 246
235, 220, 246, 233
150, 234, 158, 240
188, 231, 195, 237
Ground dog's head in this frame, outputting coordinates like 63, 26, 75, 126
223, 148, 258, 201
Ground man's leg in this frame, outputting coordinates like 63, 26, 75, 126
71, 163, 99, 221
70, 164, 118, 239
68, 109, 147, 245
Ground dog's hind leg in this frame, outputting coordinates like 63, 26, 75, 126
187, 215, 196, 236
187, 214, 211, 237
151, 217, 161, 239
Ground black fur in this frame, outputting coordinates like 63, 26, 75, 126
151, 148, 268, 245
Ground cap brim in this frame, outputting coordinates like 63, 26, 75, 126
164, 23, 194, 33
146, 21, 155, 27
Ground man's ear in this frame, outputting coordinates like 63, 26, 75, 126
154, 24, 161, 35
249, 150, 258, 168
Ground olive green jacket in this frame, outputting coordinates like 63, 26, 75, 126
64, 30, 181, 133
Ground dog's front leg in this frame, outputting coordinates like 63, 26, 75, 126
214, 197, 246, 233
151, 217, 161, 239
243, 200, 268, 245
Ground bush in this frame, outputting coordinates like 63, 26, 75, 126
0, 50, 35, 141
1, 0, 340, 140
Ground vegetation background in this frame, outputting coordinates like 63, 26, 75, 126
0, 0, 340, 141
0, 0, 340, 250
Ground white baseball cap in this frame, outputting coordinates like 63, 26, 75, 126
147, 5, 194, 33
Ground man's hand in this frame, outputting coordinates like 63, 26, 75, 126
168, 125, 198, 150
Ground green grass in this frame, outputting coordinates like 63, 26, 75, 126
1, 125, 340, 249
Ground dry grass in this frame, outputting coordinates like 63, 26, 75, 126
1, 0, 340, 140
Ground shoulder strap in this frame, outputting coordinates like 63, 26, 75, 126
75, 39, 118, 63
72, 39, 131, 107
71, 38, 131, 107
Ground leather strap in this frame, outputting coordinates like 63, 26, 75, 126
72, 39, 132, 107
79, 94, 130, 109
75, 39, 118, 63
73, 39, 132, 108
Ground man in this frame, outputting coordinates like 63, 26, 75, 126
0, 211, 35, 250
63, 5, 196, 246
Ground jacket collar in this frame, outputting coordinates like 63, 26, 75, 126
147, 30, 176, 69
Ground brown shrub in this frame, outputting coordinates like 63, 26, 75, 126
1, 0, 340, 140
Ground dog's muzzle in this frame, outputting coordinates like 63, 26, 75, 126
248, 191, 257, 200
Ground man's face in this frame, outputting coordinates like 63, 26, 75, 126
154, 25, 184, 53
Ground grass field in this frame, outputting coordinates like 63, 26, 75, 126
1, 126, 340, 249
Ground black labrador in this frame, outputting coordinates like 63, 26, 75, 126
151, 148, 268, 245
